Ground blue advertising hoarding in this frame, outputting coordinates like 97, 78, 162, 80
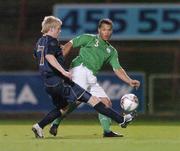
53, 4, 180, 40
0, 72, 145, 113
0, 73, 53, 112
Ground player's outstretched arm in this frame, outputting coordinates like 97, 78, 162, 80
62, 41, 73, 56
114, 68, 140, 89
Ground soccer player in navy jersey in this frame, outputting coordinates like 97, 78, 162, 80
32, 16, 135, 138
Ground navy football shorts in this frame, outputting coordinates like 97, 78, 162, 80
45, 79, 92, 109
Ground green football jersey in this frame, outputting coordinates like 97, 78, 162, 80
71, 34, 121, 75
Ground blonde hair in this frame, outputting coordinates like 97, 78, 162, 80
41, 16, 62, 34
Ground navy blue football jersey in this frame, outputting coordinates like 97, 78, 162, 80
34, 35, 91, 106
34, 35, 65, 86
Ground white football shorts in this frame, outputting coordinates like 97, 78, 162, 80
71, 64, 108, 98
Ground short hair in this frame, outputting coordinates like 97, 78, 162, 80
98, 18, 113, 28
41, 16, 62, 34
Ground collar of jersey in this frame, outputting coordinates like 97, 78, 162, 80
96, 35, 109, 46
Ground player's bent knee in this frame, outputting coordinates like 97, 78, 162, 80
60, 107, 68, 115
60, 109, 66, 115
87, 96, 100, 107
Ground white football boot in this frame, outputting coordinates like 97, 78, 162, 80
120, 111, 137, 128
32, 123, 44, 138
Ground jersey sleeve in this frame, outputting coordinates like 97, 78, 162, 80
109, 50, 122, 70
72, 34, 93, 48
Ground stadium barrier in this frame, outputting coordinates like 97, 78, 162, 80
0, 72, 145, 113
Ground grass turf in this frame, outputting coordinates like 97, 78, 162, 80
0, 119, 180, 151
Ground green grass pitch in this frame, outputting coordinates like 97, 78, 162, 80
0, 118, 180, 151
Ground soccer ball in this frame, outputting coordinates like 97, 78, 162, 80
120, 93, 139, 112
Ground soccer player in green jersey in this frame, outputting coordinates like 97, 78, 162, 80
49, 18, 140, 137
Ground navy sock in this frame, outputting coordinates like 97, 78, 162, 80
38, 108, 61, 129
94, 102, 124, 124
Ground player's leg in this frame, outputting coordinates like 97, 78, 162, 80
82, 94, 135, 127
73, 80, 135, 127
90, 78, 123, 137
32, 86, 67, 138
49, 101, 80, 136
50, 65, 88, 136
98, 98, 123, 137
73, 65, 122, 136
32, 108, 62, 138
62, 81, 131, 125
50, 102, 79, 126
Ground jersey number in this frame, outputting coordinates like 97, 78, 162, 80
37, 45, 45, 65
94, 39, 99, 47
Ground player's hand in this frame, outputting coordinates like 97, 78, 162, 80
60, 44, 64, 49
63, 71, 72, 80
129, 80, 140, 89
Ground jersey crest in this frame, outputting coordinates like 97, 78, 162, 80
106, 47, 111, 53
